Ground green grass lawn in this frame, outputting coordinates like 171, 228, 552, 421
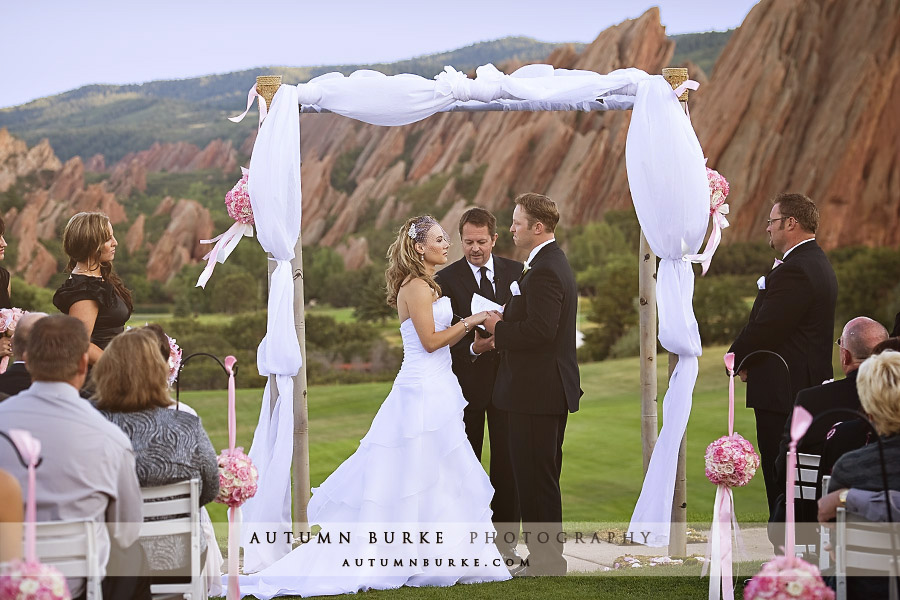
186, 343, 769, 526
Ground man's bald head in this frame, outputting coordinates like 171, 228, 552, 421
840, 316, 890, 374
12, 312, 48, 361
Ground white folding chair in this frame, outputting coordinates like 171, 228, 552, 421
140, 479, 206, 600
34, 519, 102, 600
835, 506, 900, 600
820, 474, 831, 570
792, 452, 822, 556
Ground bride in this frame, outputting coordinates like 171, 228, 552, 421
238, 216, 511, 598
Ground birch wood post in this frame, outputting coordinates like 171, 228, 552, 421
662, 67, 690, 557
639, 233, 658, 473
256, 75, 312, 533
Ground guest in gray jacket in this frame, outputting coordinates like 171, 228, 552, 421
93, 328, 219, 576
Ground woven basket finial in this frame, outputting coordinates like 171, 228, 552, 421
256, 76, 283, 111
662, 67, 690, 102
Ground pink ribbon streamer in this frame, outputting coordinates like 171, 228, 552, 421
785, 405, 813, 554
9, 429, 41, 562
196, 222, 254, 288
224, 355, 240, 600
228, 84, 268, 125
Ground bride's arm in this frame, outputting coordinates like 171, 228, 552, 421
402, 279, 487, 353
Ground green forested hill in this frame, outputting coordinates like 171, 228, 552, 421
0, 32, 730, 164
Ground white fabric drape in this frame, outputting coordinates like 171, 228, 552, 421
240, 85, 302, 571
240, 64, 708, 570
625, 76, 710, 546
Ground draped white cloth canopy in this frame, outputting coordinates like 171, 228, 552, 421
239, 62, 709, 570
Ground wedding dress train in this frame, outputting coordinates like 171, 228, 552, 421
238, 296, 511, 598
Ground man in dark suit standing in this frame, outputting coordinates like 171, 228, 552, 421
0, 312, 46, 400
481, 193, 581, 576
730, 193, 838, 520
434, 207, 522, 561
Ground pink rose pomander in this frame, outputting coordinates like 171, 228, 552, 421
705, 433, 760, 487
224, 168, 254, 225
706, 167, 730, 212
744, 555, 835, 600
215, 447, 258, 508
0, 559, 71, 600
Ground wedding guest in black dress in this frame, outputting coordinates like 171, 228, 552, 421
53, 212, 133, 364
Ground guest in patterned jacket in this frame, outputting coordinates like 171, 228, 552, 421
93, 328, 219, 578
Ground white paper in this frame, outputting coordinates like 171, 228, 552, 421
471, 293, 504, 315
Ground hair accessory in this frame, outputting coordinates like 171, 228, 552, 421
408, 223, 417, 239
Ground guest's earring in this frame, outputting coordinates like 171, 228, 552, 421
420, 254, 425, 261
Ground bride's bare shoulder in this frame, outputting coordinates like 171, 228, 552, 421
398, 277, 437, 302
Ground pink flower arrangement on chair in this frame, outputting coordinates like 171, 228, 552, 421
704, 433, 760, 488
744, 555, 834, 600
0, 561, 71, 600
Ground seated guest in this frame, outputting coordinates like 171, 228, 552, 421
0, 467, 23, 563
819, 487, 900, 523
0, 315, 147, 599
828, 351, 900, 598
93, 328, 219, 579
0, 312, 48, 399
875, 337, 900, 354
770, 317, 888, 536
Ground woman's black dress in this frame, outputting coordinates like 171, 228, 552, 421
0, 266, 11, 309
52, 274, 131, 348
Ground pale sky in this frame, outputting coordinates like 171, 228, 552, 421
2, 0, 760, 108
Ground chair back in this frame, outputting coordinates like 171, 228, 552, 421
140, 479, 206, 600
835, 506, 900, 600
791, 452, 822, 556
34, 519, 102, 600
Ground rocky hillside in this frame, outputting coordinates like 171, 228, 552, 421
2, 1, 895, 290
692, 0, 900, 248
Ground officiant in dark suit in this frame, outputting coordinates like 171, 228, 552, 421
481, 193, 581, 576
434, 207, 522, 561
729, 193, 837, 520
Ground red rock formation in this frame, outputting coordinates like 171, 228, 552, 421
145, 199, 214, 282
125, 214, 145, 254
113, 139, 238, 174
691, 0, 900, 249
84, 154, 106, 172
106, 159, 147, 197
0, 128, 61, 193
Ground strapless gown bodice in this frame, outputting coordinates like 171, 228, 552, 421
396, 296, 453, 382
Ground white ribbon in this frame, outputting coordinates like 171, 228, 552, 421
684, 199, 730, 275
195, 222, 254, 288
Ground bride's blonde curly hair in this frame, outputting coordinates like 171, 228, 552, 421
385, 216, 443, 308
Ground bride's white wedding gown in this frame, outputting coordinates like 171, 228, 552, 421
238, 296, 511, 598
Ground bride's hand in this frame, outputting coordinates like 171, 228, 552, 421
467, 311, 489, 326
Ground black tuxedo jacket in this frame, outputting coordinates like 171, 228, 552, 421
435, 255, 522, 412
492, 241, 581, 415
773, 369, 862, 493
730, 240, 837, 413
0, 362, 32, 398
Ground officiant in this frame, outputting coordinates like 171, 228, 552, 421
435, 207, 522, 563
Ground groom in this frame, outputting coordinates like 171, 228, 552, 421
480, 193, 581, 576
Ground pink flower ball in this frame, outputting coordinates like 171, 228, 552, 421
745, 555, 834, 600
215, 447, 259, 508
224, 171, 255, 225
705, 433, 760, 487
0, 560, 70, 600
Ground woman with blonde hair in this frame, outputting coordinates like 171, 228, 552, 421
53, 212, 132, 364
94, 328, 219, 581
240, 216, 510, 598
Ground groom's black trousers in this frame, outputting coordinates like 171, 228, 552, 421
506, 409, 568, 575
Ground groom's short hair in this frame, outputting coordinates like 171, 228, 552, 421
458, 207, 497, 237
515, 193, 559, 233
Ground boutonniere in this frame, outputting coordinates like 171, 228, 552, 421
521, 261, 531, 277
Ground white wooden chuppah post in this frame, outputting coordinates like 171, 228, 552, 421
238, 64, 710, 572
255, 75, 312, 537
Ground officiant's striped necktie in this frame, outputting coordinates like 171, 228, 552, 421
479, 266, 496, 302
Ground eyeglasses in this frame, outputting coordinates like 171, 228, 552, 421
835, 337, 844, 349
766, 217, 790, 226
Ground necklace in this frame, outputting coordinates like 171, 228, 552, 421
72, 265, 102, 278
